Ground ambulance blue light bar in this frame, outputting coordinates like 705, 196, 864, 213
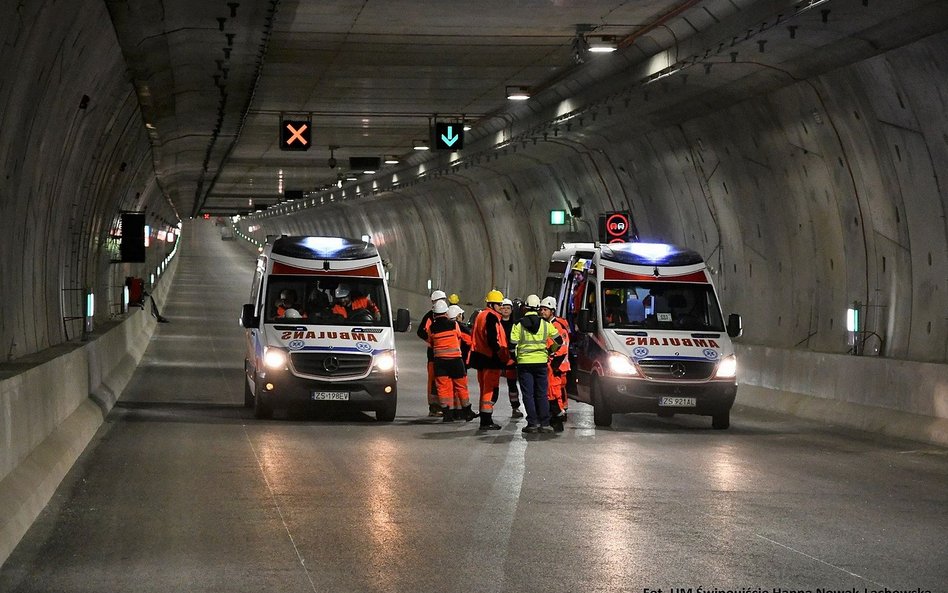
601, 242, 704, 266
272, 236, 378, 260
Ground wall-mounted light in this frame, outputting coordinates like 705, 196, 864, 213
413, 140, 430, 151
506, 86, 531, 101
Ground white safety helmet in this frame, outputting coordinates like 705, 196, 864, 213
500, 298, 513, 307
430, 290, 447, 301
283, 308, 302, 319
334, 285, 350, 299
432, 300, 449, 314
524, 294, 541, 309
447, 305, 464, 320
539, 296, 556, 310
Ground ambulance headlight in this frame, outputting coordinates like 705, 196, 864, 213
608, 352, 638, 376
715, 355, 737, 378
263, 347, 288, 370
373, 351, 395, 372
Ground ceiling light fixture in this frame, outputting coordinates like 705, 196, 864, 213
413, 140, 430, 151
506, 86, 531, 101
587, 35, 618, 53
384, 155, 400, 164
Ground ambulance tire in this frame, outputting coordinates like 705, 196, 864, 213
711, 411, 729, 430
376, 397, 397, 422
254, 383, 273, 419
591, 380, 612, 428
244, 375, 254, 408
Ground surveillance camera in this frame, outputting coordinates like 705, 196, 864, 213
328, 157, 337, 169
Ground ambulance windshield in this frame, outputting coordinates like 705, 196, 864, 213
600, 282, 724, 331
265, 276, 390, 326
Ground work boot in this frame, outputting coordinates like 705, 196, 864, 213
551, 417, 565, 432
521, 425, 539, 434
442, 407, 456, 422
510, 407, 524, 419
428, 403, 442, 417
478, 413, 501, 430
538, 425, 555, 434
460, 405, 478, 422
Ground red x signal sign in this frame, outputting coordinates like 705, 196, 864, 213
280, 119, 312, 151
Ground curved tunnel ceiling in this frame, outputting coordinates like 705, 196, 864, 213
103, 0, 948, 218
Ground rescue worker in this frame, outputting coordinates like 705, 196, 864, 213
330, 284, 380, 320
499, 298, 524, 419
448, 304, 472, 415
567, 259, 587, 332
427, 301, 477, 422
510, 294, 563, 434
467, 289, 509, 430
417, 290, 448, 416
276, 289, 300, 317
539, 296, 570, 432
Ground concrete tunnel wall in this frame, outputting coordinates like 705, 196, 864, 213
237, 30, 948, 432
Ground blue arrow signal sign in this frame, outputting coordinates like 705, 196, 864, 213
435, 122, 464, 150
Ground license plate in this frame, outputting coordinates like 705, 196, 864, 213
659, 396, 696, 407
312, 391, 350, 401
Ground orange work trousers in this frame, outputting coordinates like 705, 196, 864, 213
547, 367, 567, 404
475, 368, 502, 413
435, 375, 470, 409
426, 361, 437, 405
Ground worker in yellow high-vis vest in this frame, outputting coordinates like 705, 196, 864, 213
510, 294, 564, 434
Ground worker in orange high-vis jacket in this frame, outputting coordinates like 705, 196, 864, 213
539, 296, 570, 432
467, 289, 509, 430
447, 304, 472, 415
428, 301, 477, 423
417, 290, 448, 416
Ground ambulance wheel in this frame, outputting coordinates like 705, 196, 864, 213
711, 411, 729, 430
376, 398, 397, 422
592, 380, 612, 428
243, 372, 254, 408
253, 384, 273, 419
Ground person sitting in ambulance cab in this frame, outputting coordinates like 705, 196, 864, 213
331, 284, 380, 321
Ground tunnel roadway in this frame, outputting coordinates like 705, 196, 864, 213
0, 223, 945, 593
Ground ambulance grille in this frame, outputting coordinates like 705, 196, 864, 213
290, 352, 372, 378
637, 359, 715, 381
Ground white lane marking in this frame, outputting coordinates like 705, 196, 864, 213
754, 534, 886, 587
244, 426, 319, 593
475, 434, 528, 593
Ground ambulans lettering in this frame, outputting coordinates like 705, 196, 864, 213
280, 331, 378, 342
626, 336, 719, 348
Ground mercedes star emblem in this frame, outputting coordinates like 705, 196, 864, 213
323, 356, 340, 372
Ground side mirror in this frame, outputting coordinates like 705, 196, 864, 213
394, 308, 411, 332
727, 313, 743, 339
240, 304, 259, 329
577, 309, 595, 333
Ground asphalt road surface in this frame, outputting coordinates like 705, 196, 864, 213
2, 223, 945, 593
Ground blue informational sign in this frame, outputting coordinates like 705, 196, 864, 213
434, 122, 464, 150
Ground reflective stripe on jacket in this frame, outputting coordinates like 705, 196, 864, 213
428, 316, 463, 359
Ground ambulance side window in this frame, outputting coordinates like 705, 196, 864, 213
585, 281, 598, 324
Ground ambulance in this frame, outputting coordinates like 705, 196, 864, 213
240, 236, 410, 420
544, 242, 742, 429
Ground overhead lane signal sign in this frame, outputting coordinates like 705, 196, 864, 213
435, 122, 463, 150
281, 119, 311, 151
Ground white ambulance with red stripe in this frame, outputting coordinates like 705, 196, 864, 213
240, 236, 410, 420
544, 242, 743, 429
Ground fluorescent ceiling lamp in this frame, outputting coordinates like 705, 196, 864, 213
384, 155, 400, 164
588, 36, 617, 53
462, 123, 472, 131
506, 86, 531, 101
413, 140, 430, 151
346, 174, 358, 181
362, 169, 376, 174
